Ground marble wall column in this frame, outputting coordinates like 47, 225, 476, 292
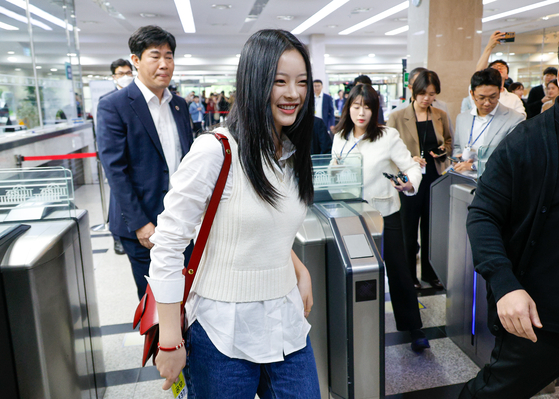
408, 0, 483, 124
309, 34, 328, 86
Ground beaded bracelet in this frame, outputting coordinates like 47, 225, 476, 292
158, 339, 185, 352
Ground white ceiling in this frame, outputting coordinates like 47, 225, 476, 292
2, 0, 559, 78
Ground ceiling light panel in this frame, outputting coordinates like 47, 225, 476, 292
339, 1, 409, 35
291, 0, 351, 35
174, 0, 196, 33
482, 0, 559, 23
0, 21, 18, 30
240, 0, 271, 33
7, 0, 77, 31
385, 25, 409, 36
0, 5, 52, 30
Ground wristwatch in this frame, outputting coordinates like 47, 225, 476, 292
471, 163, 477, 171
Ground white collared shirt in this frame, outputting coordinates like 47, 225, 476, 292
467, 103, 499, 156
134, 78, 182, 181
148, 131, 309, 363
499, 89, 526, 118
314, 93, 323, 119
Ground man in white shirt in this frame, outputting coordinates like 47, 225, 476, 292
313, 79, 335, 133
475, 31, 526, 118
97, 26, 194, 299
453, 69, 523, 172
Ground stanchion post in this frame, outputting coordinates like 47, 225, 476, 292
91, 157, 109, 232
15, 154, 23, 168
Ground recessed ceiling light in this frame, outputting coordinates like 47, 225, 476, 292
406, 54, 410, 57
292, 0, 351, 35
36, 66, 42, 69
352, 7, 371, 13
477, 30, 483, 33
368, 53, 376, 57
496, 52, 503, 56
0, 21, 18, 30
483, 0, 559, 23
457, 27, 464, 30
436, 34, 443, 37
184, 54, 192, 57
88, 74, 93, 77
7, 51, 15, 54
212, 4, 232, 10
67, 53, 77, 57
175, 0, 196, 33
50, 68, 57, 71
505, 18, 517, 21
509, 52, 515, 55
385, 25, 409, 36
327, 24, 338, 28
140, 13, 158, 18
235, 54, 241, 58
339, 1, 409, 35
542, 16, 550, 20
70, 14, 75, 18
324, 54, 330, 57
14, 68, 21, 71
7, 56, 16, 62
277, 15, 294, 20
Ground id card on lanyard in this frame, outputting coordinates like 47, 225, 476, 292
464, 115, 494, 161
335, 134, 363, 165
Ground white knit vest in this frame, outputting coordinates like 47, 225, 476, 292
191, 128, 307, 303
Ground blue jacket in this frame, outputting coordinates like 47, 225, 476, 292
189, 101, 205, 123
321, 93, 335, 130
97, 81, 194, 239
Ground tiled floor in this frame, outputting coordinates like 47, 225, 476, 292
75, 183, 559, 399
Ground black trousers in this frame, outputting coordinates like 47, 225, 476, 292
459, 329, 559, 398
399, 166, 439, 283
383, 212, 422, 331
193, 122, 203, 137
119, 236, 193, 300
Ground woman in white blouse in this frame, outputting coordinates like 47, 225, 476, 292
332, 84, 429, 353
148, 29, 320, 398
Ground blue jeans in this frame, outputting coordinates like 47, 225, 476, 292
185, 320, 320, 399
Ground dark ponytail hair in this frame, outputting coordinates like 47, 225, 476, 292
227, 29, 314, 207
334, 84, 385, 143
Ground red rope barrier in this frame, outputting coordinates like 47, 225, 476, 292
22, 152, 98, 161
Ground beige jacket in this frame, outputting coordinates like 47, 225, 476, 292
387, 103, 452, 175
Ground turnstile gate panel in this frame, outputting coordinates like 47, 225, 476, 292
294, 201, 384, 399
318, 202, 384, 399
446, 184, 493, 368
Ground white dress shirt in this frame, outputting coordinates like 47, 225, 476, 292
499, 89, 526, 118
148, 132, 310, 363
314, 93, 323, 119
463, 103, 499, 161
135, 78, 182, 179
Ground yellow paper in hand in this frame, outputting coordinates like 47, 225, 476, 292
172, 371, 187, 399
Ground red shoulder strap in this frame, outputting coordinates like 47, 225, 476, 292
181, 132, 232, 304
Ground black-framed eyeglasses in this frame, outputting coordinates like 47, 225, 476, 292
473, 95, 499, 104
114, 71, 133, 77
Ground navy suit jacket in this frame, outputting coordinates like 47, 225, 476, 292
311, 116, 332, 155
321, 93, 335, 130
97, 81, 194, 239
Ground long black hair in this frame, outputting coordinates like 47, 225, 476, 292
334, 84, 385, 143
227, 29, 314, 207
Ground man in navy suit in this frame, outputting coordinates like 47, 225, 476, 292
313, 79, 335, 133
97, 26, 194, 299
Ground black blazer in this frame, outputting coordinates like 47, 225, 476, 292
467, 101, 558, 333
526, 84, 545, 119
97, 81, 194, 238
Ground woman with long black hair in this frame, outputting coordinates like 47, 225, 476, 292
147, 29, 320, 398
332, 84, 429, 353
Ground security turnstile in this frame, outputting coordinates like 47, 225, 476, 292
293, 201, 384, 399
446, 184, 493, 368
0, 209, 106, 398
